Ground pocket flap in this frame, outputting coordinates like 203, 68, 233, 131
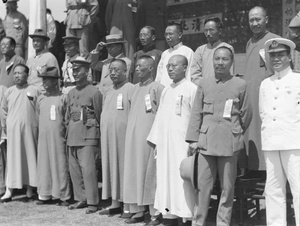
200, 125, 209, 133
203, 97, 214, 104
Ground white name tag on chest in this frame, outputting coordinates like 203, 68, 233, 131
50, 105, 56, 121
145, 94, 152, 111
117, 94, 123, 110
223, 99, 233, 119
175, 95, 183, 115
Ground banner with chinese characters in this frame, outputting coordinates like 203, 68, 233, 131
168, 13, 222, 35
166, 0, 206, 6
282, 0, 295, 37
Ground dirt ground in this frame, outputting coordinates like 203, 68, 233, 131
0, 192, 296, 226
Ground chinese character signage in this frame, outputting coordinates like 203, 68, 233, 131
166, 0, 206, 6
168, 13, 222, 35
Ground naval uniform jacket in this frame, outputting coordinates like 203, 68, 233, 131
259, 66, 300, 151
66, 84, 102, 146
186, 75, 252, 156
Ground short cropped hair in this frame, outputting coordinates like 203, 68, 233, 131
142, 26, 156, 36
204, 16, 223, 30
14, 63, 29, 74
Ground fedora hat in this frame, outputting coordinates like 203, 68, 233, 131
62, 36, 81, 45
37, 66, 60, 79
29, 29, 50, 41
105, 34, 126, 45
179, 152, 199, 190
265, 38, 296, 53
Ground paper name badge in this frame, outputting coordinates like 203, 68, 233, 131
145, 94, 152, 111
175, 95, 183, 115
223, 99, 233, 119
117, 94, 123, 110
50, 105, 56, 120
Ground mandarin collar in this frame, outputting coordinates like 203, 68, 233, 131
35, 49, 48, 58
215, 74, 233, 83
207, 40, 222, 49
142, 43, 155, 52
113, 80, 127, 89
169, 42, 183, 50
171, 77, 186, 88
139, 77, 153, 86
273, 66, 291, 80
252, 31, 268, 41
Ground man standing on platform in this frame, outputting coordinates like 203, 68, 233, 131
155, 24, 193, 87
90, 34, 131, 94
130, 26, 162, 84
123, 55, 164, 224
0, 36, 25, 88
61, 36, 81, 94
186, 47, 252, 226
26, 29, 60, 92
243, 6, 280, 171
66, 56, 102, 214
3, 0, 28, 59
190, 17, 234, 86
148, 54, 197, 226
36, 67, 71, 206
98, 59, 133, 216
0, 63, 40, 202
65, 0, 99, 58
260, 38, 300, 226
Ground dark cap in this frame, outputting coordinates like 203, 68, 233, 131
29, 29, 50, 41
62, 36, 81, 45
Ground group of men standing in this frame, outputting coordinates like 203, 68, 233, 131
0, 3, 298, 226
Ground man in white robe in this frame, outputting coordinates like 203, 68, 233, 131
148, 55, 197, 226
155, 24, 193, 87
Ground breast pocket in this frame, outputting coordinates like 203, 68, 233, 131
202, 98, 214, 114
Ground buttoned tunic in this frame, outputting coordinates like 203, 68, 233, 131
90, 52, 131, 94
66, 84, 102, 147
0, 54, 25, 88
190, 41, 234, 85
259, 67, 300, 150
186, 76, 252, 156
155, 42, 194, 87
26, 50, 60, 91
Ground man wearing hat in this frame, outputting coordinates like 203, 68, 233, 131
65, 0, 99, 58
66, 56, 102, 214
35, 66, 71, 206
61, 36, 81, 94
90, 34, 131, 94
26, 29, 60, 92
0, 63, 41, 203
287, 11, 300, 70
3, 0, 28, 59
260, 38, 300, 226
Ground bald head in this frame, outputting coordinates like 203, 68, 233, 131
167, 54, 188, 83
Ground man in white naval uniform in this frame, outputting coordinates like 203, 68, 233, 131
259, 38, 300, 226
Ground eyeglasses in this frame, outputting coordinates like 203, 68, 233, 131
164, 33, 175, 37
1, 43, 10, 48
139, 33, 151, 38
